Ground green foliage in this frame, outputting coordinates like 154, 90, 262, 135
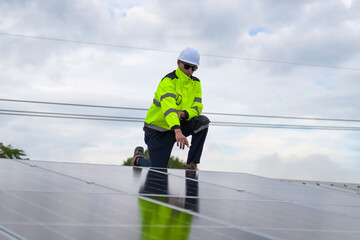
123, 149, 186, 169
0, 143, 28, 160
167, 156, 186, 169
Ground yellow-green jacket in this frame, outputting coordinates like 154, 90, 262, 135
144, 68, 203, 131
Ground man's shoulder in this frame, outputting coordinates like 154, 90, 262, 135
160, 70, 200, 83
161, 70, 177, 81
192, 76, 200, 82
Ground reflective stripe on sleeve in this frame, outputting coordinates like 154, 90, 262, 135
153, 99, 161, 107
160, 93, 176, 102
144, 122, 169, 132
191, 106, 200, 115
164, 108, 177, 118
194, 97, 202, 103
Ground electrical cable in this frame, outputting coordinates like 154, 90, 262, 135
0, 109, 144, 121
0, 32, 178, 53
0, 112, 143, 123
0, 98, 148, 111
1, 98, 360, 123
210, 121, 360, 131
1, 32, 359, 71
204, 111, 360, 123
1, 109, 360, 131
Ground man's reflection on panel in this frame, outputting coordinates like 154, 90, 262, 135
137, 168, 199, 240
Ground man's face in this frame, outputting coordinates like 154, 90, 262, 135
177, 60, 198, 77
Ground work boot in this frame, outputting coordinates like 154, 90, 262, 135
131, 146, 144, 166
185, 169, 197, 178
183, 162, 197, 170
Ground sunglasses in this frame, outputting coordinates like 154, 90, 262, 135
182, 62, 198, 71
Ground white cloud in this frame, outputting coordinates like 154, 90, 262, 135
254, 153, 359, 183
1, 0, 360, 183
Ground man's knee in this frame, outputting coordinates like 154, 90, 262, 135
191, 115, 210, 133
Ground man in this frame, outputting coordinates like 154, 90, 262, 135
131, 47, 209, 169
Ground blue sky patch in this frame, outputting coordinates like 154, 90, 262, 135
249, 27, 270, 36
108, 0, 143, 19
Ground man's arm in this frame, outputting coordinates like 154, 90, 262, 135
158, 78, 181, 130
183, 80, 203, 120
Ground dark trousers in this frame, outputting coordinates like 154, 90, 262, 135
138, 118, 208, 168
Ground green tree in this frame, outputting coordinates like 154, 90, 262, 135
0, 143, 28, 160
123, 149, 186, 169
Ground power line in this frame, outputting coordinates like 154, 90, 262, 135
204, 111, 360, 123
0, 32, 178, 53
0, 109, 144, 121
0, 98, 148, 111
0, 112, 143, 123
211, 121, 360, 131
1, 109, 360, 131
1, 98, 360, 123
201, 53, 360, 71
0, 112, 143, 122
1, 32, 359, 71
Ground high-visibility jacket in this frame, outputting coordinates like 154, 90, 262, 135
144, 68, 203, 132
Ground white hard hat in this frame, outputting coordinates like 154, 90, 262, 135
178, 47, 200, 66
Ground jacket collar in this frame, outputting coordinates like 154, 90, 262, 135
176, 68, 194, 83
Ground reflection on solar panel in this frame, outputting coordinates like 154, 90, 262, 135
0, 158, 359, 240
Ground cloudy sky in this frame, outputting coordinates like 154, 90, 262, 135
1, 0, 360, 183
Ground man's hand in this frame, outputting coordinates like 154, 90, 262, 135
177, 111, 185, 119
174, 129, 189, 150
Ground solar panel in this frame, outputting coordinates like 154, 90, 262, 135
0, 158, 359, 239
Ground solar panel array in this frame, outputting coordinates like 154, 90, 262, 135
0, 158, 359, 240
